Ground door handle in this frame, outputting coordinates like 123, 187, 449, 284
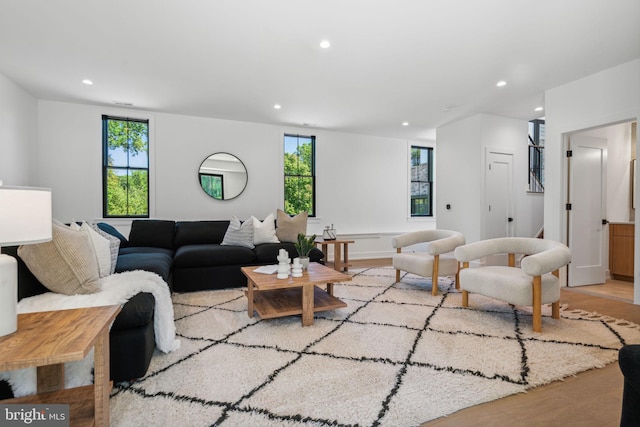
602, 219, 609, 225
508, 217, 514, 222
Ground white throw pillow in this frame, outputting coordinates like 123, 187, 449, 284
80, 222, 112, 277
221, 216, 255, 249
252, 213, 280, 245
91, 223, 120, 274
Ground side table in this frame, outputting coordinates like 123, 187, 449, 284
314, 238, 354, 272
0, 305, 121, 427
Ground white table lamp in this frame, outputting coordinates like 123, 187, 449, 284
0, 185, 52, 337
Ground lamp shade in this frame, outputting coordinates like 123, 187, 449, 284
0, 185, 52, 337
0, 186, 52, 245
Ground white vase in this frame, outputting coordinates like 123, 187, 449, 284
299, 256, 310, 270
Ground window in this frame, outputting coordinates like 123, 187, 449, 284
284, 134, 315, 216
528, 119, 545, 193
410, 145, 433, 217
102, 115, 149, 217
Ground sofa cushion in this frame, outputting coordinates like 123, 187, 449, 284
276, 209, 308, 243
221, 216, 254, 249
129, 220, 176, 250
96, 222, 129, 248
174, 221, 229, 247
111, 292, 155, 331
118, 246, 174, 257
1, 246, 49, 300
17, 222, 100, 295
115, 252, 173, 284
174, 244, 257, 268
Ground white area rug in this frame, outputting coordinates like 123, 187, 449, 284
110, 267, 640, 426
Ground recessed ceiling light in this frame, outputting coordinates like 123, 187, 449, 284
82, 79, 93, 85
535, 106, 544, 112
402, 122, 409, 126
496, 80, 507, 87
319, 40, 331, 49
274, 104, 282, 109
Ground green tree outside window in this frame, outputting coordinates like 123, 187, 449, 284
284, 134, 315, 216
102, 116, 149, 217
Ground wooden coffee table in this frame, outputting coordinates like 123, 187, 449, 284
242, 262, 351, 326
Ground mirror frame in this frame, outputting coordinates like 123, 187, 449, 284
198, 152, 248, 200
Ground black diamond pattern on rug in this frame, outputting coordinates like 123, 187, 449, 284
110, 267, 640, 427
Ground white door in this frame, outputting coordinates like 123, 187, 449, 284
486, 151, 514, 239
568, 135, 607, 286
485, 150, 514, 266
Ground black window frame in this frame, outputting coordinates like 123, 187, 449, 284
102, 115, 150, 218
283, 134, 316, 217
410, 145, 434, 217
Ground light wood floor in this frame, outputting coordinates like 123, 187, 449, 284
350, 259, 639, 427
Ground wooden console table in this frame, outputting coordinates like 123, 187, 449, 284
0, 305, 121, 427
314, 238, 354, 272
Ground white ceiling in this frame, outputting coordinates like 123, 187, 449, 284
1, 0, 638, 140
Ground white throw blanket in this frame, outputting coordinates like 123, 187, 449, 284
0, 270, 180, 397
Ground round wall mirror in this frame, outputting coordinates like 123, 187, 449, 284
198, 152, 248, 200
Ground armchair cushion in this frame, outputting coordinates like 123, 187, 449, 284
393, 252, 459, 278
459, 266, 560, 306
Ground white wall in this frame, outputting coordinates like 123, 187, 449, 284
581, 122, 635, 223
0, 73, 38, 186
436, 115, 483, 243
544, 58, 639, 300
35, 100, 436, 259
436, 113, 544, 244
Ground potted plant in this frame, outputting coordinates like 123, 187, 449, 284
294, 233, 316, 269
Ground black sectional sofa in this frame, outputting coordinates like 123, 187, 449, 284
0, 218, 323, 399
115, 219, 324, 292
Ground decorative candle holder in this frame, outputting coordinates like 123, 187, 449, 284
291, 257, 303, 277
277, 249, 291, 279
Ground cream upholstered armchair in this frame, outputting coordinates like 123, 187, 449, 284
454, 237, 572, 332
392, 230, 465, 296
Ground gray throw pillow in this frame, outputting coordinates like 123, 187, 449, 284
221, 216, 255, 249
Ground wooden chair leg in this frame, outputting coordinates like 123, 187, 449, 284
395, 269, 400, 283
462, 290, 469, 307
455, 262, 460, 289
532, 275, 542, 332
432, 255, 439, 296
552, 301, 560, 319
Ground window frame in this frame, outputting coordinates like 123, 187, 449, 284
102, 115, 150, 218
408, 143, 435, 218
283, 133, 316, 217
